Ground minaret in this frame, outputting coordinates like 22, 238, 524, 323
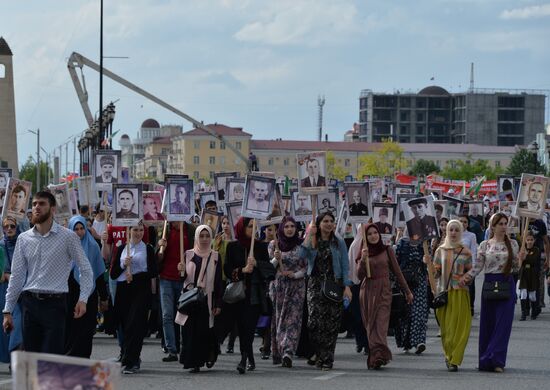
0, 37, 19, 176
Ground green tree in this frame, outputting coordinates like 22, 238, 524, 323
409, 159, 441, 176
358, 139, 407, 177
19, 156, 53, 192
506, 148, 545, 176
326, 151, 349, 181
440, 156, 503, 180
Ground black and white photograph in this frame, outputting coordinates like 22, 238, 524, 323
94, 150, 121, 191
0, 168, 12, 190
166, 179, 194, 221
0, 188, 5, 217
215, 171, 239, 204
433, 200, 448, 222
499, 201, 519, 234
369, 179, 385, 203
201, 208, 221, 233
396, 193, 418, 227
427, 187, 443, 200
515, 173, 549, 219
76, 176, 97, 207
143, 191, 165, 225
335, 201, 349, 239
112, 184, 142, 227
226, 177, 246, 203
225, 201, 243, 239
260, 185, 285, 226
317, 188, 338, 215
297, 151, 328, 195
498, 175, 516, 201
394, 184, 416, 196
372, 202, 396, 236
48, 183, 73, 223
291, 189, 312, 222
442, 195, 464, 220
2, 178, 32, 222
403, 196, 439, 242
242, 175, 276, 219
199, 191, 217, 211
69, 188, 78, 213
344, 182, 370, 222
467, 201, 485, 227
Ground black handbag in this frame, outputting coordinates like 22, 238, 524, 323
390, 286, 407, 325
321, 278, 343, 303
223, 280, 246, 303
482, 280, 511, 301
177, 253, 211, 314
432, 248, 463, 309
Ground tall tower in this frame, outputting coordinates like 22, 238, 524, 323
0, 37, 19, 176
317, 95, 325, 141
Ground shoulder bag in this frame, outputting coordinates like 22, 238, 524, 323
177, 253, 211, 315
223, 280, 246, 303
481, 280, 511, 300
432, 247, 463, 309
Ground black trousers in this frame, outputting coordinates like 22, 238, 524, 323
21, 292, 67, 354
225, 301, 260, 359
115, 279, 151, 368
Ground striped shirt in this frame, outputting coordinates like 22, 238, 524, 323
3, 221, 93, 313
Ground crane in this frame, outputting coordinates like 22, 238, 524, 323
67, 51, 251, 170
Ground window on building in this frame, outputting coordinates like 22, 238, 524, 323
400, 125, 410, 134
210, 141, 216, 149
220, 156, 226, 165
220, 141, 225, 149
209, 156, 215, 165
209, 171, 215, 179
268, 158, 274, 166
236, 141, 242, 150
498, 96, 524, 108
495, 160, 501, 168
193, 141, 200, 149
416, 98, 426, 108
193, 171, 199, 179
283, 158, 289, 166
399, 97, 411, 108
193, 156, 199, 164
416, 125, 425, 134
0, 64, 4, 78
344, 159, 350, 167
400, 111, 410, 122
416, 112, 424, 122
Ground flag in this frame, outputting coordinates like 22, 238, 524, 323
468, 176, 486, 196
430, 76, 434, 80
101, 129, 121, 147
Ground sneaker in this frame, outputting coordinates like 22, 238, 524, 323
162, 353, 178, 362
282, 355, 293, 368
115, 354, 123, 363
415, 343, 426, 355
122, 365, 139, 374
307, 354, 317, 366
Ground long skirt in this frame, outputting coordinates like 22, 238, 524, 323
270, 275, 306, 359
436, 289, 471, 366
478, 273, 516, 371
395, 277, 428, 350
180, 304, 218, 369
307, 277, 342, 365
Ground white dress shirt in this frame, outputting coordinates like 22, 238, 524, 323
461, 230, 478, 266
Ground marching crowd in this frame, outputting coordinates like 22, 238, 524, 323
0, 187, 548, 376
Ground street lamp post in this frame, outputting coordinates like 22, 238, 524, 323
28, 129, 40, 191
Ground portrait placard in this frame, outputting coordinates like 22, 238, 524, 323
396, 193, 419, 228
467, 201, 484, 228
442, 195, 464, 220
335, 201, 349, 239
225, 178, 246, 203
426, 187, 443, 200
48, 183, 73, 223
291, 189, 313, 223
242, 175, 276, 220
258, 185, 285, 227
394, 184, 415, 196
76, 177, 98, 207
2, 178, 32, 222
215, 172, 239, 205
372, 202, 396, 236
201, 208, 221, 233
112, 184, 142, 227
402, 196, 439, 242
143, 191, 165, 225
225, 201, 243, 239
0, 168, 12, 190
369, 179, 385, 203
199, 191, 217, 211
166, 179, 194, 222
297, 151, 328, 195
498, 175, 516, 201
515, 173, 549, 219
316, 188, 338, 215
499, 201, 519, 234
93, 150, 121, 192
433, 200, 448, 222
344, 182, 370, 223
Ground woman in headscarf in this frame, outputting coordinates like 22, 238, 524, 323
0, 217, 23, 363
110, 220, 158, 375
303, 212, 352, 371
224, 217, 273, 374
268, 217, 307, 368
349, 223, 413, 370
65, 215, 109, 358
176, 224, 222, 373
426, 219, 473, 371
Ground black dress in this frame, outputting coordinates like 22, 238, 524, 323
519, 247, 539, 291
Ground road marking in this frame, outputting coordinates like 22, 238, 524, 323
313, 371, 346, 380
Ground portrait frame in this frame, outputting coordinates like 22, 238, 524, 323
498, 175, 516, 201
291, 189, 313, 223
225, 178, 246, 203
344, 181, 370, 223
242, 174, 276, 220
142, 191, 165, 226
442, 195, 464, 220
499, 201, 519, 234
369, 179, 385, 203
93, 150, 121, 192
372, 202, 396, 236
166, 178, 194, 222
199, 191, 217, 211
335, 201, 349, 239
515, 173, 549, 219
76, 176, 98, 207
112, 184, 143, 227
297, 151, 328, 196
258, 184, 285, 227
201, 208, 221, 233
426, 187, 443, 200
2, 178, 32, 222
316, 188, 338, 215
402, 196, 439, 242
48, 182, 73, 223
225, 201, 243, 240
394, 184, 416, 196
433, 200, 448, 222
0, 168, 12, 190
467, 201, 485, 228
396, 193, 419, 228
215, 171, 239, 205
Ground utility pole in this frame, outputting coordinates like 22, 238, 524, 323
28, 129, 40, 191
73, 137, 77, 175
318, 95, 325, 141
99, 0, 104, 144
65, 142, 69, 178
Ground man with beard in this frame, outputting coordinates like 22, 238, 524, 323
2, 191, 93, 354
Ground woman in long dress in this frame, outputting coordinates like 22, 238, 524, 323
350, 223, 413, 369
428, 220, 473, 371
176, 224, 222, 373
463, 212, 519, 373
268, 217, 307, 368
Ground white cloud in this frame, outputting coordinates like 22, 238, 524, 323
234, 0, 361, 46
500, 4, 550, 19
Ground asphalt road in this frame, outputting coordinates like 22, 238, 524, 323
0, 280, 549, 389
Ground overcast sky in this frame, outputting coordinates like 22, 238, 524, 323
2, 0, 550, 171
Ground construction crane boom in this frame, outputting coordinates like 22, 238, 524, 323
67, 51, 250, 170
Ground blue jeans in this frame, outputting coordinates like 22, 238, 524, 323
160, 278, 183, 354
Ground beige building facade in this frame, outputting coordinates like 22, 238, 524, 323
133, 136, 172, 181
0, 37, 19, 175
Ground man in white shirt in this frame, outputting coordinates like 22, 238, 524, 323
459, 214, 478, 316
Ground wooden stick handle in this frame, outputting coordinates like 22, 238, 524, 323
103, 191, 108, 224
361, 223, 371, 278
179, 221, 185, 277
423, 240, 436, 294
249, 219, 257, 259
159, 220, 168, 255
126, 227, 132, 283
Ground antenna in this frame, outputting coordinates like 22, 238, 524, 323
318, 95, 325, 141
469, 62, 474, 92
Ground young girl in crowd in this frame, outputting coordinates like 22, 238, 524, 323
518, 231, 539, 321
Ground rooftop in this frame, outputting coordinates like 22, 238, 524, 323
0, 37, 12, 56
181, 123, 252, 137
